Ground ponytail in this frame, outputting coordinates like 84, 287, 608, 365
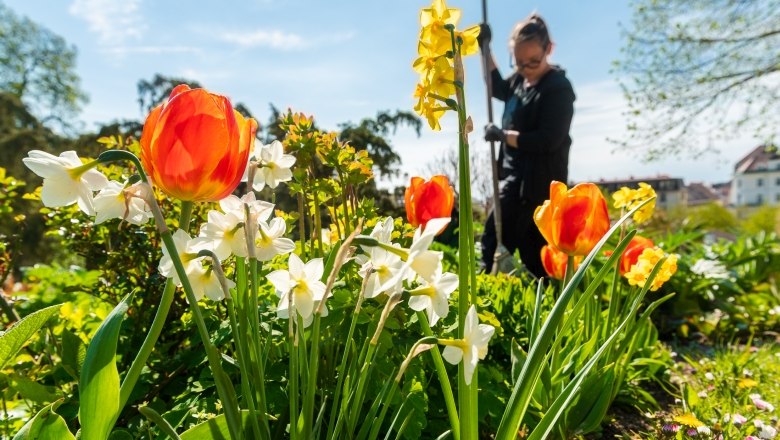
510, 13, 551, 50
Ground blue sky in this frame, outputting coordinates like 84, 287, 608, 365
5, 0, 756, 188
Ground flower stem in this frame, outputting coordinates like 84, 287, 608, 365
416, 312, 460, 440
118, 201, 192, 411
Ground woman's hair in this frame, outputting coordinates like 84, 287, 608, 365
509, 13, 551, 50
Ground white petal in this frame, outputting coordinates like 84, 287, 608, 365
287, 253, 305, 278
294, 288, 314, 320
266, 217, 287, 237
437, 272, 459, 295
276, 154, 296, 168
40, 177, 78, 208
276, 292, 290, 318
304, 258, 324, 283
81, 169, 109, 190
219, 195, 242, 215
308, 280, 327, 301
251, 171, 267, 191
431, 292, 450, 324
266, 270, 292, 294
442, 346, 463, 366
410, 251, 442, 282
75, 182, 97, 216
59, 151, 83, 167
407, 295, 429, 312
423, 217, 451, 237
23, 156, 67, 179
463, 347, 479, 385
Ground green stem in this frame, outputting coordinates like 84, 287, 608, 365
289, 295, 299, 440
118, 201, 193, 410
416, 312, 460, 440
163, 229, 243, 439
248, 258, 270, 435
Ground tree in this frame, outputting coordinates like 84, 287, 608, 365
0, 3, 87, 130
614, 0, 779, 160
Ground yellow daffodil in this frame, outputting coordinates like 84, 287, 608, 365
416, 97, 446, 131
426, 56, 456, 97
456, 25, 480, 56
624, 247, 677, 291
420, 0, 461, 55
612, 187, 635, 209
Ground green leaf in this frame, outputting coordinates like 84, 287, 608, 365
79, 294, 133, 440
13, 401, 75, 440
61, 329, 86, 381
0, 304, 61, 369
179, 411, 251, 440
107, 430, 134, 440
10, 374, 60, 403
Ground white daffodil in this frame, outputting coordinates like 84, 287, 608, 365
407, 270, 458, 326
92, 181, 152, 225
158, 229, 201, 286
254, 217, 296, 261
441, 305, 495, 385
356, 247, 404, 298
23, 150, 108, 215
244, 140, 295, 191
219, 193, 274, 224
266, 253, 327, 326
376, 217, 449, 294
370, 217, 395, 244
186, 263, 235, 302
193, 210, 247, 260
406, 217, 450, 282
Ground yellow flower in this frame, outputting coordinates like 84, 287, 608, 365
425, 56, 456, 98
413, 41, 439, 75
419, 0, 461, 55
623, 247, 678, 291
456, 25, 480, 56
673, 413, 704, 428
612, 187, 635, 209
738, 378, 758, 388
416, 97, 446, 131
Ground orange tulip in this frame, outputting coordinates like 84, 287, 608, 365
619, 235, 654, 275
534, 181, 610, 256
140, 84, 256, 202
540, 244, 581, 280
404, 175, 454, 233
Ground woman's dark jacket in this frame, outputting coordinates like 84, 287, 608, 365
491, 66, 575, 205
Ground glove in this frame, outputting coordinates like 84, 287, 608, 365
484, 123, 505, 143
477, 23, 491, 49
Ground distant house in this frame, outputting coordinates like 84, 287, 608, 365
686, 182, 721, 206
711, 181, 731, 206
730, 145, 780, 206
597, 175, 686, 210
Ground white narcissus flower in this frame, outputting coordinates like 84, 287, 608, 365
220, 193, 274, 223
244, 140, 296, 191
407, 270, 458, 326
441, 305, 495, 385
186, 263, 235, 302
266, 253, 328, 326
193, 210, 247, 260
158, 229, 201, 286
93, 181, 152, 225
255, 217, 296, 261
23, 150, 108, 215
355, 247, 404, 298
369, 217, 395, 244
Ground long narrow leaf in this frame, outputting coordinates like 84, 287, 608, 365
79, 293, 133, 440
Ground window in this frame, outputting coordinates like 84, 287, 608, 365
659, 192, 667, 202
757, 178, 764, 187
776, 177, 780, 186
757, 194, 763, 204
776, 193, 780, 203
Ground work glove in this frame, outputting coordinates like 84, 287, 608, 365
484, 123, 505, 143
477, 23, 491, 49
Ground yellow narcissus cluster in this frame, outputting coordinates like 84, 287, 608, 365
612, 182, 657, 224
624, 247, 678, 291
413, 0, 479, 130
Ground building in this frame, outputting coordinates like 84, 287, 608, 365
686, 182, 721, 206
597, 175, 686, 210
730, 145, 780, 206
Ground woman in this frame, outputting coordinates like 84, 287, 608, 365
479, 14, 576, 277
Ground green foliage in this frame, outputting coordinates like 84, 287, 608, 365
0, 304, 60, 369
79, 294, 133, 440
12, 401, 75, 440
649, 343, 780, 438
740, 205, 779, 235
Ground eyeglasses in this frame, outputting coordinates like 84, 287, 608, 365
510, 55, 544, 70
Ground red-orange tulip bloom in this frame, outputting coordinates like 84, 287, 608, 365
541, 244, 581, 280
140, 84, 257, 202
534, 181, 610, 256
619, 235, 654, 275
405, 175, 454, 233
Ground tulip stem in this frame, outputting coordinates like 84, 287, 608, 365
118, 201, 192, 412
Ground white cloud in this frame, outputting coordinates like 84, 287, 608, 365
69, 0, 145, 45
216, 29, 355, 51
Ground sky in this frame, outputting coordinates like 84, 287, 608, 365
4, 0, 760, 190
